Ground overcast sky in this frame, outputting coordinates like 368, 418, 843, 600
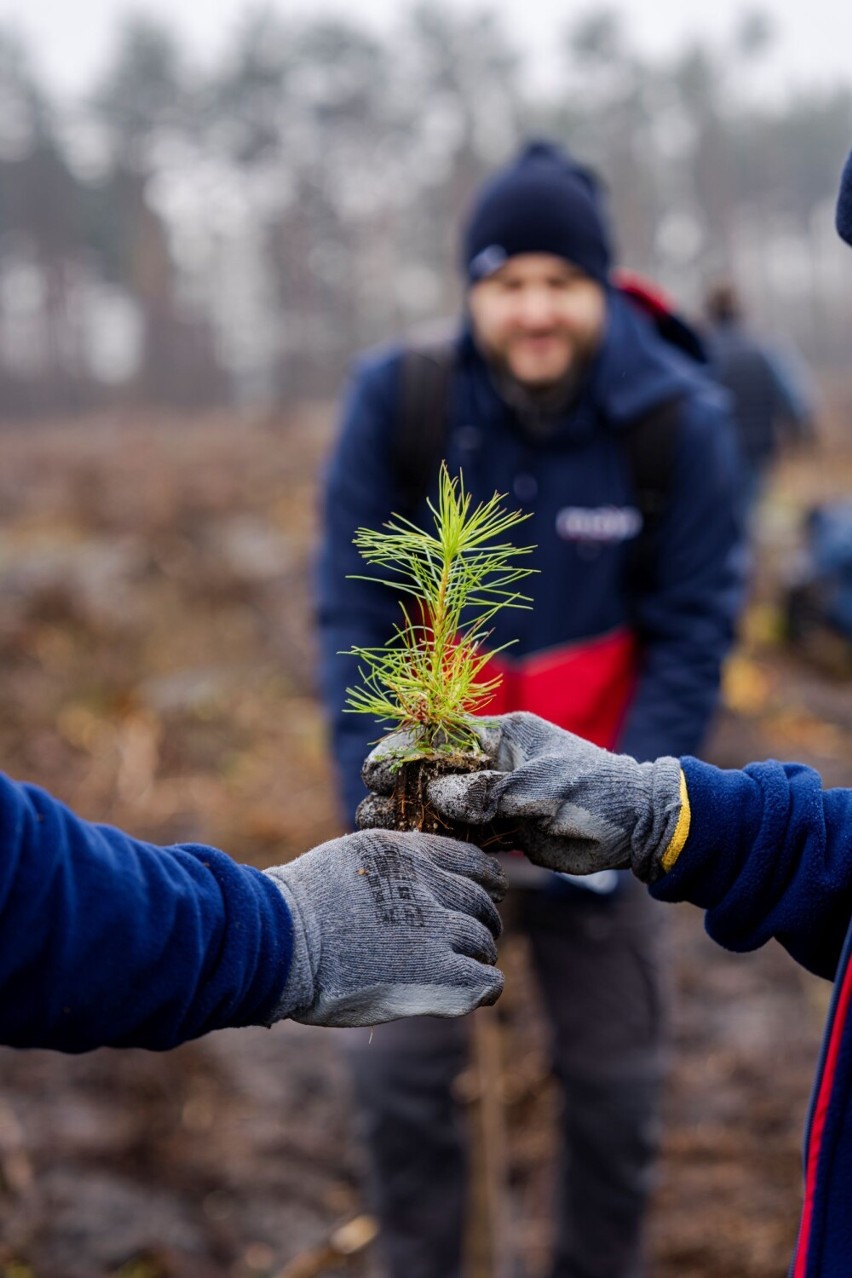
2, 0, 850, 101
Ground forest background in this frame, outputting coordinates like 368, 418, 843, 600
0, 0, 850, 417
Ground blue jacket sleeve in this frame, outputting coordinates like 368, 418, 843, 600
315, 350, 408, 824
764, 344, 815, 436
618, 397, 746, 761
0, 774, 294, 1051
837, 146, 852, 246
652, 756, 852, 980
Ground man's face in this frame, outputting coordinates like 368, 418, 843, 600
468, 252, 607, 389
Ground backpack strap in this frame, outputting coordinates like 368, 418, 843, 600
392, 340, 456, 512
615, 269, 707, 364
623, 395, 684, 598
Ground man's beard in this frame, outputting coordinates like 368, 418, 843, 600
486, 348, 589, 437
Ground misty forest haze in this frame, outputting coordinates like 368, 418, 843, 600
0, 1, 850, 416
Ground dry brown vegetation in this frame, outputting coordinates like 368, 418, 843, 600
2, 385, 852, 1276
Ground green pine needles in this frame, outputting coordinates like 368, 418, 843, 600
344, 463, 537, 759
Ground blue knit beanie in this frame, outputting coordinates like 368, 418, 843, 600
836, 148, 852, 247
461, 140, 614, 285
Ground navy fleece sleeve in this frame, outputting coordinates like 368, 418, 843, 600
315, 350, 408, 824
836, 147, 852, 246
618, 397, 745, 761
652, 757, 852, 979
0, 774, 294, 1051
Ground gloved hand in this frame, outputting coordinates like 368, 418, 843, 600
362, 713, 688, 884
264, 830, 507, 1027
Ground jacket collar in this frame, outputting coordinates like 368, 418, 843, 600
458, 286, 710, 442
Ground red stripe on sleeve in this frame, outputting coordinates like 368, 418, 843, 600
793, 956, 852, 1276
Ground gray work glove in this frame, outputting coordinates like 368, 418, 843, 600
362, 713, 686, 885
264, 830, 507, 1027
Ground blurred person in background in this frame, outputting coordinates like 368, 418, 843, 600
317, 140, 745, 1278
703, 278, 816, 524
0, 771, 505, 1052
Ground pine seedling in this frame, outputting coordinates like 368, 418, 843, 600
343, 463, 536, 760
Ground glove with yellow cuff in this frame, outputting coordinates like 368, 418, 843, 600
404, 711, 691, 885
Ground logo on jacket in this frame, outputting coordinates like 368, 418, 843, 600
556, 505, 642, 544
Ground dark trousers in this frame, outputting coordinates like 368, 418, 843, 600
344, 877, 669, 1278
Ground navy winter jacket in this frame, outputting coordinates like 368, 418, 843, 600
0, 773, 293, 1052
318, 287, 745, 822
657, 757, 852, 1278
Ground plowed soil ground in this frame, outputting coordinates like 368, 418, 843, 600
2, 388, 852, 1278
